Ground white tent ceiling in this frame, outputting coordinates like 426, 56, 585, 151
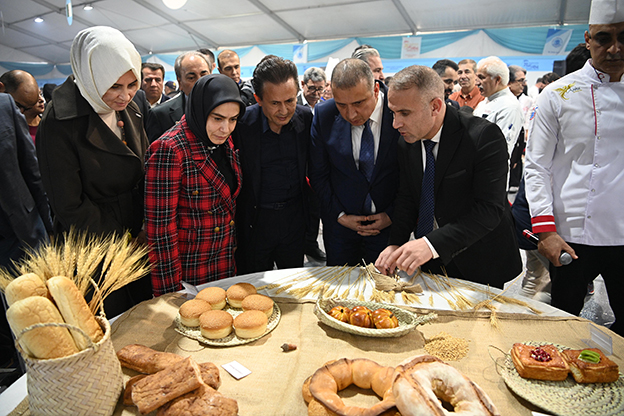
1, 0, 591, 65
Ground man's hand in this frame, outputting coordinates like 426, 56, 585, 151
337, 214, 368, 232
375, 245, 400, 275
357, 212, 392, 236
375, 239, 434, 276
537, 231, 577, 266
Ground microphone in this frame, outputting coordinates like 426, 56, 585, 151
522, 229, 572, 265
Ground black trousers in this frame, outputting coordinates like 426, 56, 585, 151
549, 243, 624, 336
244, 203, 305, 274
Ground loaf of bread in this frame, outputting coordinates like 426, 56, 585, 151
117, 344, 185, 374
511, 343, 569, 381
156, 385, 238, 416
131, 356, 203, 414
6, 296, 79, 359
5, 273, 48, 307
46, 276, 103, 349
562, 348, 619, 383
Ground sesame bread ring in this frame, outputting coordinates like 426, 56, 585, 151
308, 358, 396, 416
392, 355, 500, 416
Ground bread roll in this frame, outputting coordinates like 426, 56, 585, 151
6, 296, 79, 359
233, 310, 267, 338
226, 283, 256, 308
199, 310, 233, 339
46, 276, 103, 349
241, 294, 274, 318
5, 273, 48, 307
196, 287, 227, 310
179, 299, 213, 327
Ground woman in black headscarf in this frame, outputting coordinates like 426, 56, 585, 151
145, 75, 245, 296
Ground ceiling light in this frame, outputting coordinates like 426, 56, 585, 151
83, 4, 93, 10
34, 17, 44, 23
162, 0, 187, 10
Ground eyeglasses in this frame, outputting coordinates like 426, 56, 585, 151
514, 78, 527, 84
305, 85, 324, 93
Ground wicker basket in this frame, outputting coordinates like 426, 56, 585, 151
16, 316, 123, 416
314, 297, 437, 338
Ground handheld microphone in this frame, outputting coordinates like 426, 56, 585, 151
522, 229, 572, 265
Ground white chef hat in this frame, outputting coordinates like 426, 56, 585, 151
589, 0, 624, 24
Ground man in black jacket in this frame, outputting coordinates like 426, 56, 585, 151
233, 56, 312, 274
375, 65, 521, 287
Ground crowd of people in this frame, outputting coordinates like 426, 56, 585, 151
1, 2, 622, 376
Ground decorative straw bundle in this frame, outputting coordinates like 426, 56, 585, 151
0, 229, 151, 315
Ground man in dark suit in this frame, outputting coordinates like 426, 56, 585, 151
0, 70, 53, 379
309, 59, 400, 266
375, 65, 521, 287
146, 51, 210, 142
233, 56, 312, 274
0, 70, 52, 269
141, 62, 170, 108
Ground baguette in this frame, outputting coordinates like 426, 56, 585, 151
46, 276, 104, 349
5, 273, 48, 307
6, 296, 79, 359
562, 348, 619, 383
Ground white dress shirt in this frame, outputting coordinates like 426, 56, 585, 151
525, 60, 624, 246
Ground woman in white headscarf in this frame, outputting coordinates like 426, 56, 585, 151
36, 26, 152, 315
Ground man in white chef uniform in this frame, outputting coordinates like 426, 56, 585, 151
524, 0, 624, 335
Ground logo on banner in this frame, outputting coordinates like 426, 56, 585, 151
401, 37, 422, 59
543, 29, 573, 55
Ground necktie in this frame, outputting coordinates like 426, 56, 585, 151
416, 140, 436, 238
359, 120, 374, 213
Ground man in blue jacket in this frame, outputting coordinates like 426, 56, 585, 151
309, 59, 399, 266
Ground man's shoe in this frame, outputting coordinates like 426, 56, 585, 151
305, 246, 326, 261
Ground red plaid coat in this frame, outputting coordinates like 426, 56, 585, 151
144, 116, 241, 296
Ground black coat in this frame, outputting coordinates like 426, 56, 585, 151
389, 105, 522, 287
232, 104, 312, 272
146, 93, 184, 143
0, 94, 52, 267
36, 76, 147, 237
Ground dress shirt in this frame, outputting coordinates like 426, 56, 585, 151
297, 92, 314, 114
351, 91, 383, 167
449, 86, 484, 109
345, 90, 383, 214
525, 60, 624, 246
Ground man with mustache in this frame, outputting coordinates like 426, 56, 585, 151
448, 59, 484, 109
524, 0, 624, 335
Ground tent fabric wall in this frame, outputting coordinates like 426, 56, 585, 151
1, 24, 588, 82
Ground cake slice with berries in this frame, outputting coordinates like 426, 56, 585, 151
511, 343, 570, 381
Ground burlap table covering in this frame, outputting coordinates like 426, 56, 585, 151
10, 292, 624, 416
